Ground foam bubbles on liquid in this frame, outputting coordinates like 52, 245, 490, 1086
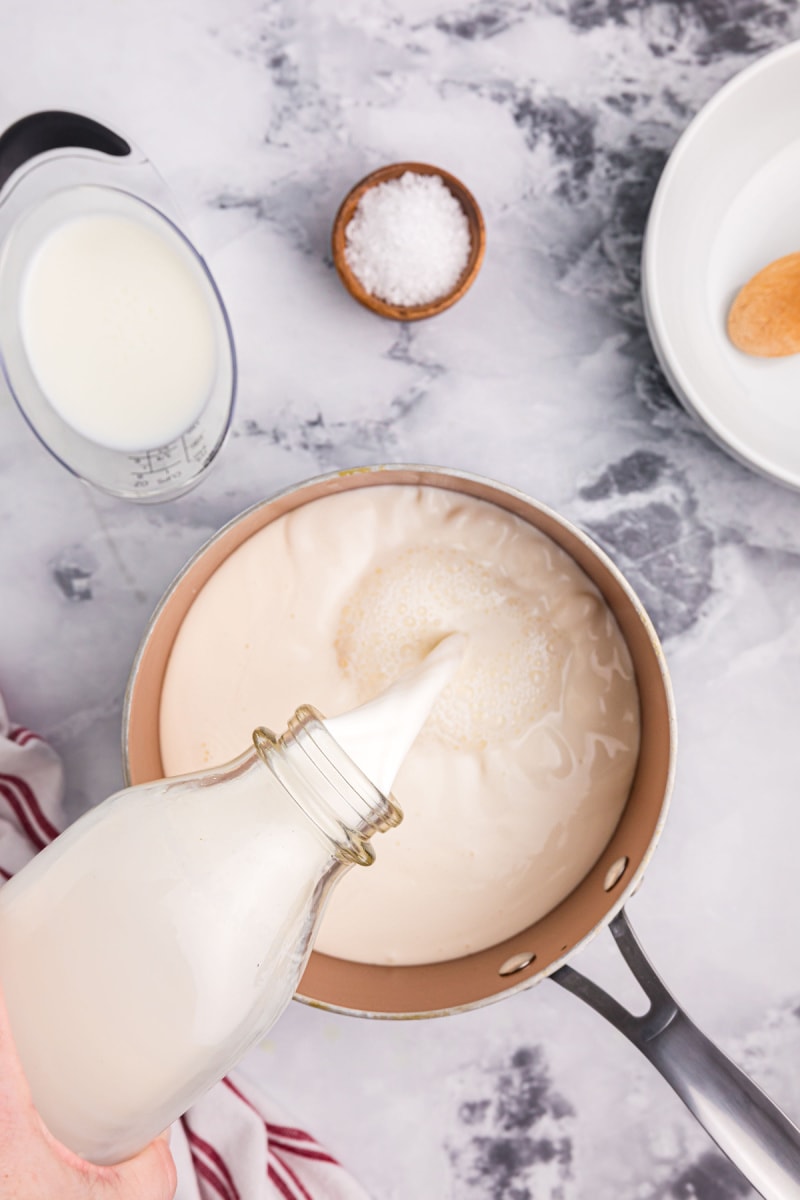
335, 546, 567, 748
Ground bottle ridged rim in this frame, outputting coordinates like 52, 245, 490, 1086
251, 710, 402, 867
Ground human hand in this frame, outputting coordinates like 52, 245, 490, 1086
0, 986, 177, 1200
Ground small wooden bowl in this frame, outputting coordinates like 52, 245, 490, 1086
331, 162, 486, 321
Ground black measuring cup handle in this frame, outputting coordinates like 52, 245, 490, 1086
552, 909, 800, 1200
0, 111, 131, 194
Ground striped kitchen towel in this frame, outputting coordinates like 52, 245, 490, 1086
0, 692, 371, 1200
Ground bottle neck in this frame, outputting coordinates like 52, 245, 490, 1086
252, 706, 402, 866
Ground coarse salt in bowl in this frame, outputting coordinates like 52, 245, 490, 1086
332, 162, 485, 321
345, 172, 469, 307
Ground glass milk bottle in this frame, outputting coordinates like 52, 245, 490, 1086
0, 639, 462, 1167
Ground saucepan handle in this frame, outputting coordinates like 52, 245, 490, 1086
552, 909, 800, 1200
0, 111, 131, 194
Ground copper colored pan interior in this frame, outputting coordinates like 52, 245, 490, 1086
123, 466, 674, 1019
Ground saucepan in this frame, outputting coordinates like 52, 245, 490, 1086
123, 464, 800, 1200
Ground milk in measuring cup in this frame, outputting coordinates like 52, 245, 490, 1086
20, 204, 218, 452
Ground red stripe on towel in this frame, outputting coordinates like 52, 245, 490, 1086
267, 1166, 296, 1200
190, 1150, 235, 1200
0, 772, 59, 843
271, 1152, 315, 1200
269, 1140, 337, 1164
265, 1122, 315, 1144
223, 1076, 260, 1110
9, 728, 40, 747
185, 1125, 241, 1200
268, 1163, 302, 1200
224, 1077, 339, 1162
0, 780, 48, 852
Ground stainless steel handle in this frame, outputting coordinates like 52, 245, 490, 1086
552, 909, 800, 1199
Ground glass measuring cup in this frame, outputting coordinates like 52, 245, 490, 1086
0, 112, 236, 502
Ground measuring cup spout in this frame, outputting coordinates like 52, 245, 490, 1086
553, 909, 800, 1200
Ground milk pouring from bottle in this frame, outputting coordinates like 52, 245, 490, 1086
0, 637, 464, 1166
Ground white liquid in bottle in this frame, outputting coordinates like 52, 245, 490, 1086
0, 636, 464, 1165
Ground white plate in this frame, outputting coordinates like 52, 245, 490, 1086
643, 40, 800, 491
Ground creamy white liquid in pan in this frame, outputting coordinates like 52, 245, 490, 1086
159, 485, 641, 965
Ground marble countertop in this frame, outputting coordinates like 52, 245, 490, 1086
2, 1, 800, 1196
